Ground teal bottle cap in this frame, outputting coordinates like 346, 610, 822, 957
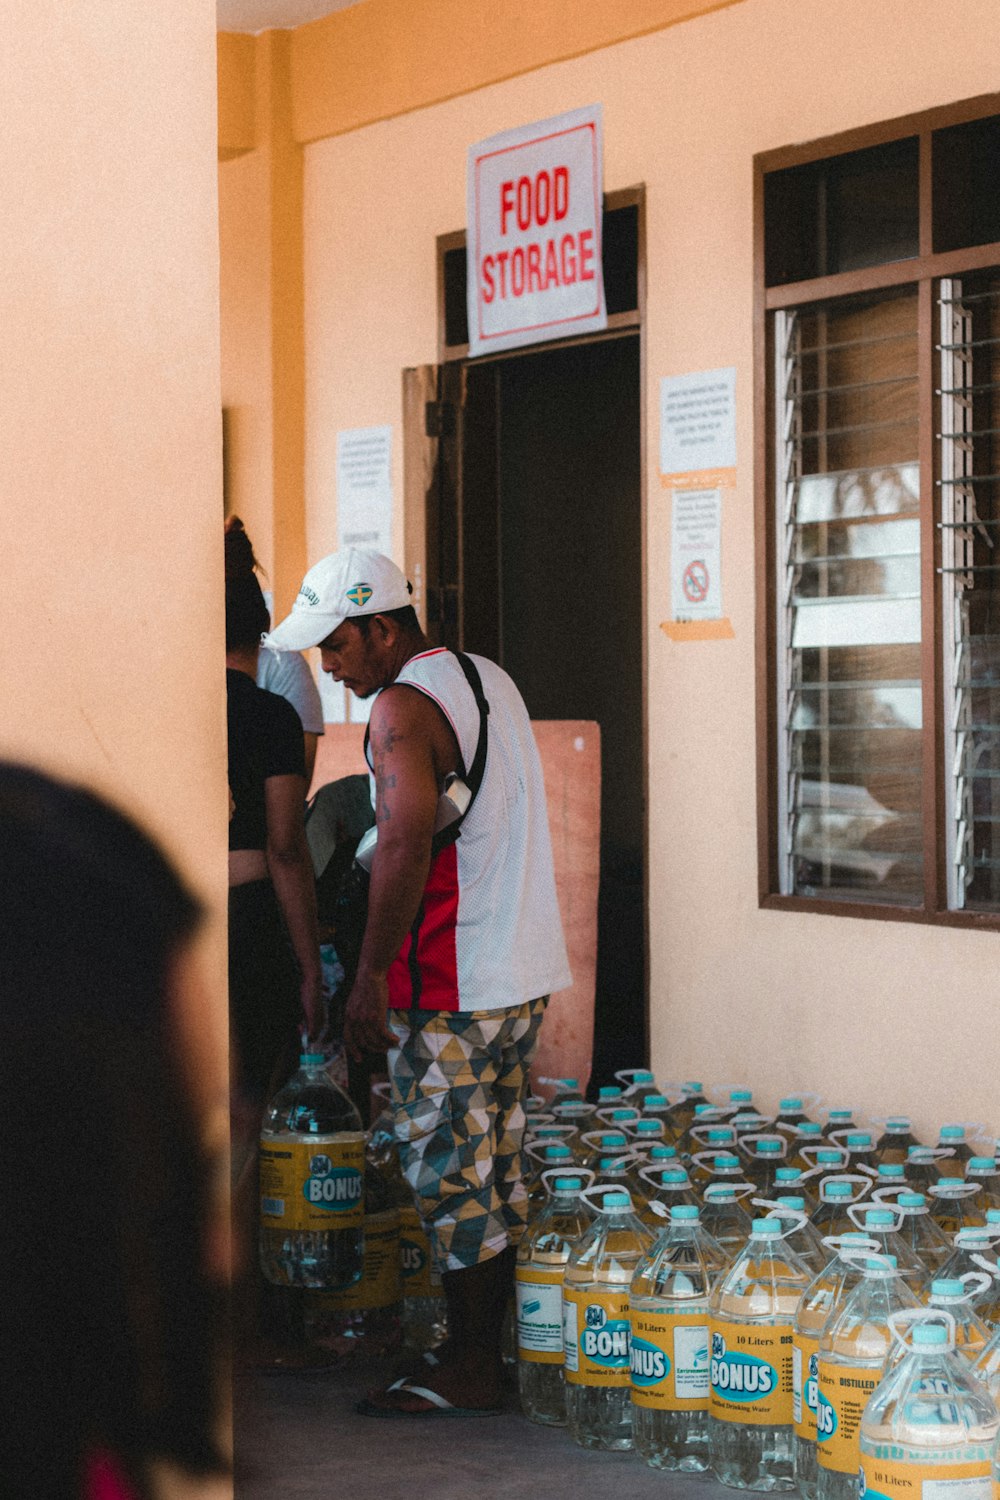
634, 1071, 655, 1083
913, 1323, 947, 1346
752, 1219, 783, 1237
694, 1104, 716, 1117
710, 1187, 735, 1200
545, 1144, 572, 1158
825, 1183, 853, 1199
635, 1120, 661, 1134
777, 1195, 805, 1211
757, 1140, 782, 1155
684, 1082, 704, 1093
662, 1169, 689, 1183
986, 1209, 1000, 1224
599, 1086, 622, 1099
601, 1132, 627, 1147
603, 1191, 630, 1209
898, 1193, 925, 1207
847, 1133, 872, 1148
715, 1154, 740, 1169
865, 1209, 895, 1226
599, 1157, 627, 1169
610, 1110, 636, 1122
931, 1279, 966, 1297
887, 1117, 911, 1129
798, 1122, 822, 1135
645, 1094, 669, 1108
300, 1052, 325, 1066
708, 1128, 734, 1141
817, 1150, 842, 1162
968, 1157, 996, 1171
941, 1125, 965, 1139
672, 1205, 700, 1221
730, 1089, 753, 1102
867, 1255, 897, 1270
878, 1164, 906, 1178
535, 1126, 563, 1138
559, 1078, 579, 1088
780, 1097, 804, 1111
776, 1168, 802, 1182
828, 1110, 853, 1121
649, 1145, 677, 1160
554, 1177, 584, 1192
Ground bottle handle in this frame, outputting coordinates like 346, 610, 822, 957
579, 1129, 623, 1152
739, 1132, 789, 1158
799, 1144, 848, 1171
595, 1106, 642, 1126
958, 1270, 994, 1298
888, 1307, 957, 1354
537, 1076, 580, 1090
751, 1197, 810, 1237
638, 1163, 691, 1191
847, 1199, 904, 1233
703, 1181, 756, 1202
541, 1166, 595, 1196
688, 1121, 731, 1147
821, 1233, 879, 1255
579, 1183, 634, 1216
935, 1183, 982, 1202
626, 1119, 667, 1141
524, 1139, 574, 1167
819, 1172, 874, 1204
970, 1253, 1000, 1279
691, 1148, 735, 1170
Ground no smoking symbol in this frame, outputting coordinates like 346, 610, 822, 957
682, 559, 709, 603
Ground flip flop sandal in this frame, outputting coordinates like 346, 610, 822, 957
355, 1376, 502, 1419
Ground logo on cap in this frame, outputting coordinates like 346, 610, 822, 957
346, 583, 373, 607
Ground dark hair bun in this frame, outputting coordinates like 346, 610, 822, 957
224, 516, 260, 581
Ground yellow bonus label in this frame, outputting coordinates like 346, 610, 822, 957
516, 1265, 565, 1364
629, 1305, 710, 1411
562, 1287, 632, 1387
792, 1331, 821, 1441
861, 1454, 992, 1500
398, 1204, 441, 1295
817, 1361, 880, 1474
709, 1320, 794, 1427
259, 1133, 365, 1231
310, 1210, 400, 1311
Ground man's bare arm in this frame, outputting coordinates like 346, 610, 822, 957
343, 684, 456, 1057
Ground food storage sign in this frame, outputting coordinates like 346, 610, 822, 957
466, 105, 607, 358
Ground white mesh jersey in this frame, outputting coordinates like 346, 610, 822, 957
369, 647, 572, 1013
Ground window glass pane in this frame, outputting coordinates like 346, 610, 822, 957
764, 138, 919, 286
775, 289, 921, 904
933, 116, 1000, 254
939, 270, 1000, 912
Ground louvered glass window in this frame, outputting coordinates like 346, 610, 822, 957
939, 272, 1000, 910
775, 290, 921, 903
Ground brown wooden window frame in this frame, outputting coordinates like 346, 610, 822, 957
755, 91, 1000, 930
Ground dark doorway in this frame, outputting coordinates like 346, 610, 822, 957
427, 331, 645, 1086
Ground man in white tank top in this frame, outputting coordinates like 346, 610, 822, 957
266, 547, 571, 1416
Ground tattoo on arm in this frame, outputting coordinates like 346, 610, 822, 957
373, 723, 402, 824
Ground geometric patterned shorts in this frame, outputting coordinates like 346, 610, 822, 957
387, 997, 547, 1274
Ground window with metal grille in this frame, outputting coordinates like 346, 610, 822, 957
757, 95, 1000, 924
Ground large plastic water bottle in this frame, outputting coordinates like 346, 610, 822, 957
872, 1188, 951, 1273
766, 1195, 827, 1274
708, 1217, 811, 1489
928, 1178, 985, 1235
849, 1206, 925, 1291
813, 1178, 870, 1241
793, 1235, 877, 1500
303, 1138, 401, 1353
629, 1204, 721, 1471
937, 1124, 976, 1177
873, 1117, 920, 1165
967, 1158, 1000, 1216
397, 1197, 446, 1352
860, 1313, 998, 1500
931, 1223, 1000, 1322
258, 1051, 365, 1289
516, 1171, 594, 1426
701, 1184, 755, 1262
816, 1255, 918, 1500
616, 1068, 660, 1105
562, 1187, 653, 1450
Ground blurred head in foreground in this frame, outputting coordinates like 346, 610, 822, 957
0, 763, 226, 1500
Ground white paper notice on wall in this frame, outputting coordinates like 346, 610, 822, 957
337, 425, 393, 554
466, 105, 606, 358
670, 488, 723, 622
660, 368, 736, 478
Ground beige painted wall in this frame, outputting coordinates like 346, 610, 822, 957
299, 0, 1000, 1140
1, 0, 229, 1113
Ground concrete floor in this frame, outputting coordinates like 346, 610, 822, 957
234, 1360, 729, 1499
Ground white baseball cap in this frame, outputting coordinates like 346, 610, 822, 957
263, 547, 412, 651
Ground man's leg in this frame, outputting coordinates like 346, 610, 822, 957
362, 1004, 538, 1413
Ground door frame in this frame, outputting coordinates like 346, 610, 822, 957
405, 183, 650, 1066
